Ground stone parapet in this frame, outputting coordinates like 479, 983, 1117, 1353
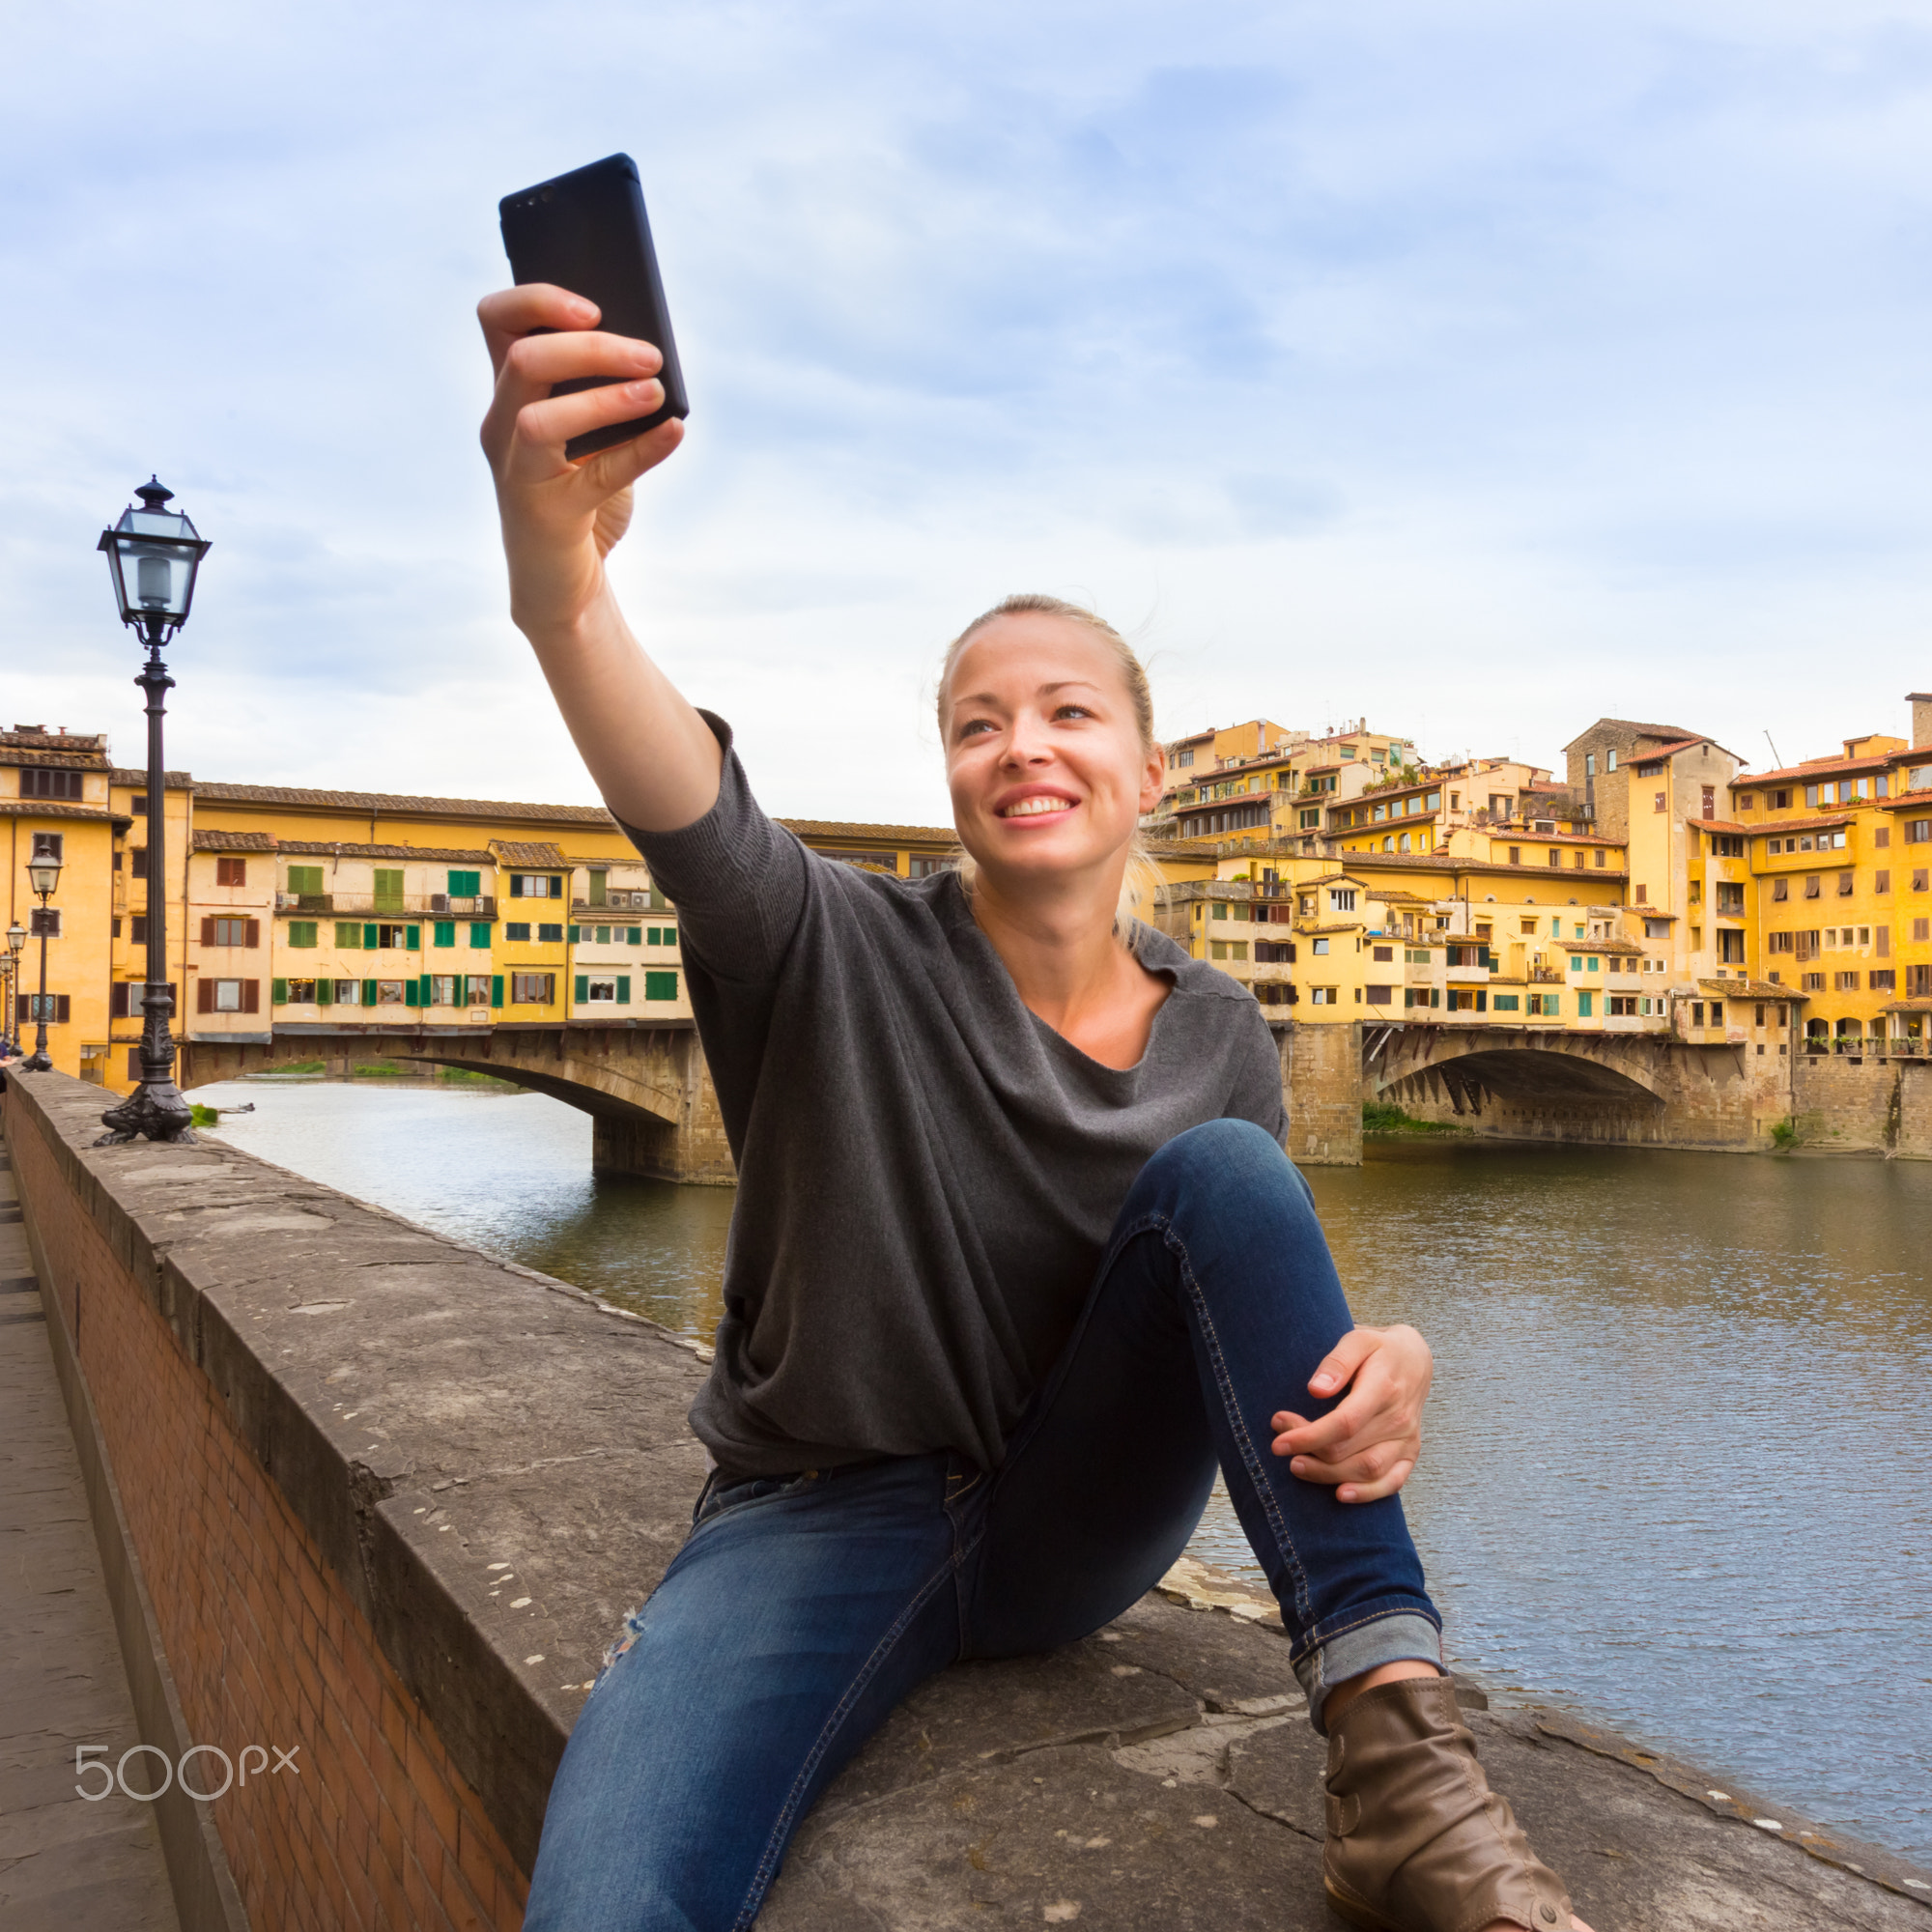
6, 1067, 1927, 1929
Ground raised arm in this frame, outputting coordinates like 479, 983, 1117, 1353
477, 283, 721, 833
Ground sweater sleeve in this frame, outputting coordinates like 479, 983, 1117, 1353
616, 711, 810, 986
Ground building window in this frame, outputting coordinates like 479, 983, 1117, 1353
287, 865, 325, 895
1871, 969, 1896, 991
434, 921, 456, 947
130, 845, 149, 879
510, 873, 559, 898
1173, 748, 1194, 768
538, 923, 564, 943
644, 970, 679, 1001
20, 767, 83, 799
215, 856, 247, 886
288, 921, 318, 948
1655, 791, 1667, 813
333, 979, 360, 1005
584, 977, 618, 1002
1608, 995, 1637, 1016
29, 908, 61, 938
511, 972, 555, 1005
448, 869, 482, 897
279, 979, 318, 1004
504, 921, 531, 941
376, 923, 409, 949
469, 922, 492, 948
203, 916, 258, 948
430, 976, 459, 1005
1328, 889, 1356, 912
18, 994, 71, 1024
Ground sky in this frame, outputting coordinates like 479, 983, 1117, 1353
5, 1, 1932, 824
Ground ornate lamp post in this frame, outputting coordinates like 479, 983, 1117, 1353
20, 851, 63, 1071
96, 478, 210, 1144
3, 921, 23, 1052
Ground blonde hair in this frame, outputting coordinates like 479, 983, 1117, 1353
936, 593, 1166, 940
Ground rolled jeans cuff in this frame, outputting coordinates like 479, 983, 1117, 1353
1295, 1609, 1445, 1734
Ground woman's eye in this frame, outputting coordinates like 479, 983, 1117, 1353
1055, 704, 1093, 721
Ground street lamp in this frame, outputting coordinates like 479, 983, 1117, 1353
96, 478, 210, 1145
3, 921, 22, 1053
20, 851, 62, 1071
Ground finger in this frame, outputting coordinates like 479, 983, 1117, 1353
1272, 1385, 1393, 1458
1287, 1437, 1403, 1486
478, 284, 600, 372
501, 381, 668, 476
1335, 1459, 1414, 1505
486, 338, 663, 451
1308, 1327, 1380, 1401
576, 415, 684, 492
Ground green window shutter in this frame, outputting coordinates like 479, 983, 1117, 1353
616, 975, 631, 1003
447, 869, 480, 897
405, 979, 419, 1007
588, 869, 607, 906
363, 923, 377, 950
568, 923, 581, 944
434, 921, 455, 948
1475, 990, 1488, 1012
646, 926, 659, 945
491, 975, 504, 1009
627, 926, 641, 946
362, 978, 378, 1006
336, 922, 359, 949
574, 975, 588, 1003
419, 974, 433, 1005
289, 922, 315, 948
272, 978, 288, 1005
288, 865, 324, 895
406, 924, 420, 950
316, 979, 332, 1008
469, 922, 489, 948
645, 970, 678, 1001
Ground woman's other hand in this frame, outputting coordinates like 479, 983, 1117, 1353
1269, 1324, 1433, 1504
476, 283, 684, 643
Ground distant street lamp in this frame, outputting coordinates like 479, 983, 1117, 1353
3, 921, 22, 1052
96, 478, 210, 1145
20, 850, 62, 1071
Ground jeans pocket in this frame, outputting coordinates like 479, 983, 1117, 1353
695, 1467, 821, 1530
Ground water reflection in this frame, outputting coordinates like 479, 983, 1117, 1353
196, 1080, 1932, 1863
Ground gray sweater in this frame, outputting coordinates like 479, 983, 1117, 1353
624, 716, 1290, 1476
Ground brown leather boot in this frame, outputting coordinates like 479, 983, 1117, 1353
1321, 1675, 1574, 1932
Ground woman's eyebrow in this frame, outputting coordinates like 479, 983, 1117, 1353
956, 681, 1104, 707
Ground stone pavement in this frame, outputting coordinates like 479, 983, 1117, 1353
0, 1123, 179, 1931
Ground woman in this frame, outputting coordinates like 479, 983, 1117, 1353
477, 284, 1591, 1932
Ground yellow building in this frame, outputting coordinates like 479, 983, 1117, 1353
3, 729, 120, 1083
1729, 697, 1932, 1051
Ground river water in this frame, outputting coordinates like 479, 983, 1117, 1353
194, 1077, 1932, 1864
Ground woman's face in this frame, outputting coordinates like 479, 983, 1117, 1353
943, 613, 1165, 891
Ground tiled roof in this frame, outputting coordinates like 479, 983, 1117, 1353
190, 830, 278, 852
193, 780, 617, 824
780, 818, 958, 844
1696, 978, 1804, 1000
1734, 753, 1895, 785
0, 747, 111, 769
1694, 819, 1755, 836
281, 840, 496, 862
488, 840, 569, 867
110, 768, 194, 788
0, 801, 115, 821
1560, 718, 1700, 752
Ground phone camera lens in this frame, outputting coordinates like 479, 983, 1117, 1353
540, 187, 554, 202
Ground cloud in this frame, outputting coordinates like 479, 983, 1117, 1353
5, 0, 1932, 822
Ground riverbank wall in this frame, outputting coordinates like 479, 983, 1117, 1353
9, 1065, 1929, 1930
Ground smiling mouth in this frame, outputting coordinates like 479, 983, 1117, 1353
1000, 796, 1075, 819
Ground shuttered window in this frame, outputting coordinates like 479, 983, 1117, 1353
373, 868, 405, 909
626, 927, 642, 946
644, 971, 678, 1001
433, 921, 456, 948
336, 923, 362, 949
469, 923, 491, 949
288, 922, 318, 948
287, 866, 325, 895
19, 994, 72, 1023
447, 870, 481, 896
537, 923, 563, 944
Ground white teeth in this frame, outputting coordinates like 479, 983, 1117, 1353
1002, 797, 1071, 817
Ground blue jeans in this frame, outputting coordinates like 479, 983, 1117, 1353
524, 1120, 1441, 1931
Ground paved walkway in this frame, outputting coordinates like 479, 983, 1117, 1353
0, 1123, 179, 1930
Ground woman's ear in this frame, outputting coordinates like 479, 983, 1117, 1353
1139, 746, 1167, 813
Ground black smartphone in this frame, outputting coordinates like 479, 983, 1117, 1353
498, 154, 689, 461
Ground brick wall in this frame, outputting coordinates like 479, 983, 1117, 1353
5, 1071, 715, 1931
1792, 1051, 1932, 1155
12, 1095, 528, 1931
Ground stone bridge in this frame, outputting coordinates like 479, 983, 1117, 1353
1365, 1022, 1793, 1149
179, 1022, 735, 1182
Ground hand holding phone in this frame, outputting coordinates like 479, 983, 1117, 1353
498, 154, 689, 461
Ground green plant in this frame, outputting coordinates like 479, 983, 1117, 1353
1362, 1099, 1465, 1136
188, 1103, 220, 1127
1769, 1116, 1799, 1150
266, 1058, 325, 1075
352, 1060, 403, 1077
